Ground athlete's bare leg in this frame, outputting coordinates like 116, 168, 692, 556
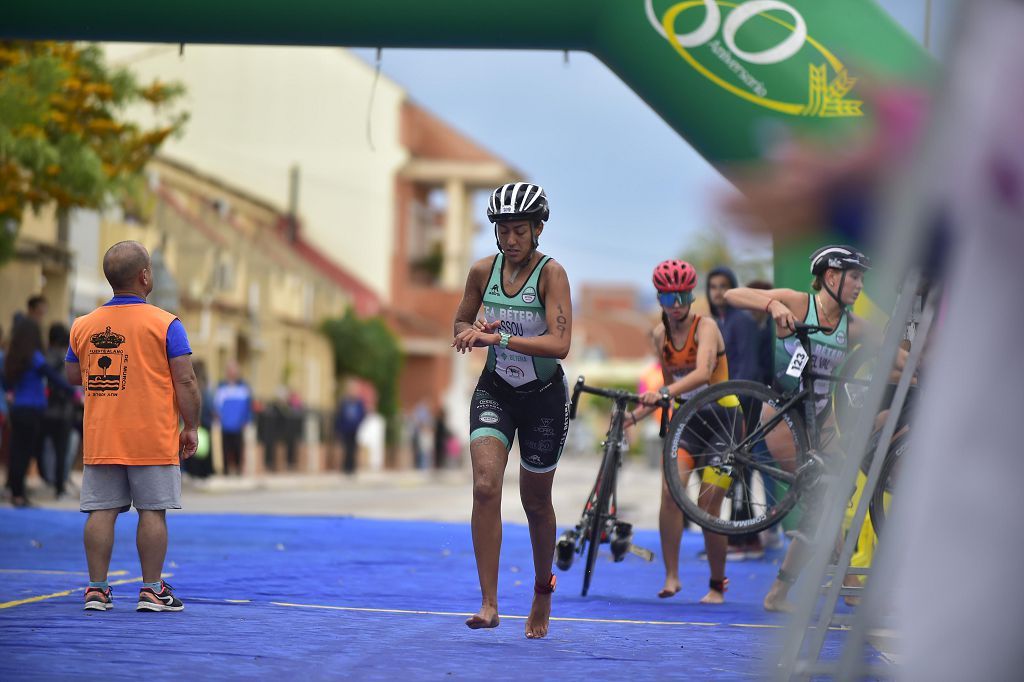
697, 482, 728, 604
658, 478, 684, 598
466, 437, 508, 629
520, 466, 557, 639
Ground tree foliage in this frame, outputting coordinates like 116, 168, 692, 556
679, 228, 772, 285
0, 41, 187, 263
321, 309, 403, 444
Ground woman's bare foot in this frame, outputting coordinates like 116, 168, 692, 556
843, 574, 863, 606
524, 592, 551, 639
466, 604, 500, 629
658, 577, 682, 599
763, 582, 794, 612
699, 589, 725, 604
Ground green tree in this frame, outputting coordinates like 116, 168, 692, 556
679, 228, 772, 285
0, 41, 187, 263
321, 309, 403, 445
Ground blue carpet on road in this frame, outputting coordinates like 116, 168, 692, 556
0, 509, 874, 680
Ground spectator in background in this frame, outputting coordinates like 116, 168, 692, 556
334, 384, 366, 475
744, 280, 776, 387
742, 279, 784, 553
706, 267, 762, 383
214, 362, 252, 476
0, 324, 8, 476
26, 295, 48, 325
184, 360, 215, 479
433, 406, 449, 470
707, 266, 766, 561
42, 323, 75, 498
4, 317, 72, 507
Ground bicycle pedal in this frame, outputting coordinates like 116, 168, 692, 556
628, 545, 655, 562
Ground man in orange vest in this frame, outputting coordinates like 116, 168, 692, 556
65, 241, 201, 612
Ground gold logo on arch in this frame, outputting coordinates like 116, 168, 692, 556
649, 0, 863, 118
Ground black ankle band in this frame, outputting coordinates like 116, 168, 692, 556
777, 569, 797, 585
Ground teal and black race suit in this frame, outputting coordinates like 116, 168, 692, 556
774, 293, 849, 416
470, 254, 568, 473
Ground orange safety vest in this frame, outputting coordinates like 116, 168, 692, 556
69, 303, 182, 466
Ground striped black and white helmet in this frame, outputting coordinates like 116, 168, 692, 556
810, 244, 871, 275
486, 183, 549, 224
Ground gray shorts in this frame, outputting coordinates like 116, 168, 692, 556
80, 465, 182, 513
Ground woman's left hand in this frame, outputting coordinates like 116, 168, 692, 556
452, 328, 499, 353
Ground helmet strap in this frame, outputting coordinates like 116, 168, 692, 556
823, 270, 849, 309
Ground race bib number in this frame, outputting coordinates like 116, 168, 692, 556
786, 346, 809, 378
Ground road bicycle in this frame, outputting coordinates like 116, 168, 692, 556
661, 323, 872, 536
832, 344, 917, 538
555, 377, 670, 596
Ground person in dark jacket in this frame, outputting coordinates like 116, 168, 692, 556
41, 322, 75, 498
707, 266, 766, 560
706, 266, 762, 382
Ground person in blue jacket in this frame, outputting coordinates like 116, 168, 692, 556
3, 317, 72, 507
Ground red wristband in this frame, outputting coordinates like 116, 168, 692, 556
765, 298, 774, 313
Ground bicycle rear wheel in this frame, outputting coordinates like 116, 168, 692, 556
869, 431, 907, 537
663, 380, 810, 536
581, 440, 618, 596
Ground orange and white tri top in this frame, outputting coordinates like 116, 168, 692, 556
660, 315, 729, 399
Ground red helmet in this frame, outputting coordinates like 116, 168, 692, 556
652, 260, 697, 293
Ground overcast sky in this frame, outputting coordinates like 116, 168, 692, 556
349, 0, 954, 292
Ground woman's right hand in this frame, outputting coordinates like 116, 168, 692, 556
474, 319, 501, 334
768, 299, 797, 332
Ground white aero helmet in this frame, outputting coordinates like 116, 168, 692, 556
486, 183, 550, 224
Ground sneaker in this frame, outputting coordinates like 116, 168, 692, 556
84, 586, 113, 611
762, 528, 785, 551
725, 546, 748, 562
137, 581, 184, 612
744, 546, 766, 561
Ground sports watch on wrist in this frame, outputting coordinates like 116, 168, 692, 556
499, 332, 511, 348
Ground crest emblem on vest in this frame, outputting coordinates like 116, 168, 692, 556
87, 326, 127, 395
505, 366, 525, 380
90, 326, 125, 349
835, 330, 846, 346
489, 284, 500, 296
521, 286, 537, 304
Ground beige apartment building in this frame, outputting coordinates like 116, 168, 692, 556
103, 44, 520, 447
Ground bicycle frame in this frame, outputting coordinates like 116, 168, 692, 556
728, 325, 874, 483
557, 377, 670, 596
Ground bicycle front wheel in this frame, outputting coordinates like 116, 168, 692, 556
869, 431, 907, 537
581, 440, 617, 596
663, 381, 810, 536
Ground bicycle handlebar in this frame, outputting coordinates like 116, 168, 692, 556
792, 322, 832, 337
569, 376, 673, 438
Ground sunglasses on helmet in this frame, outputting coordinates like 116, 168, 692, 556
657, 291, 694, 307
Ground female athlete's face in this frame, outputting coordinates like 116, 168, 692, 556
830, 268, 864, 306
496, 220, 540, 264
659, 290, 693, 321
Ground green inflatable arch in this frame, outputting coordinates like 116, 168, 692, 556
5, 0, 932, 288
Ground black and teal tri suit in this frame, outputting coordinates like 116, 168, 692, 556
469, 254, 569, 473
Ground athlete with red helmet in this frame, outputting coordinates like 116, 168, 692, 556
629, 260, 737, 604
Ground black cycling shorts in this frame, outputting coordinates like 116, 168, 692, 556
676, 401, 744, 462
469, 367, 569, 474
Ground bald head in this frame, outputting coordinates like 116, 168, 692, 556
103, 241, 151, 292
